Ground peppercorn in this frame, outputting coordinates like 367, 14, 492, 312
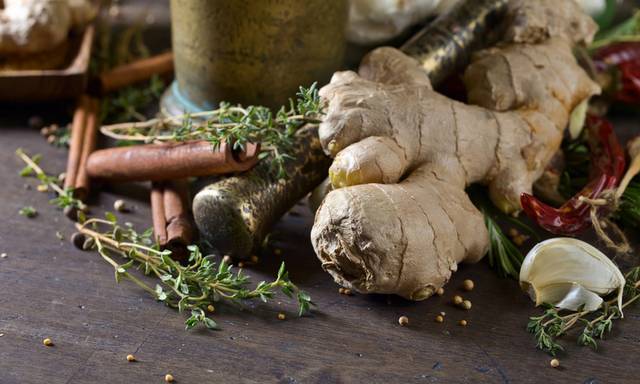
126, 354, 136, 362
462, 279, 474, 291
165, 373, 174, 382
63, 205, 79, 221
277, 313, 286, 320
452, 295, 463, 305
398, 316, 409, 326
550, 358, 560, 368
43, 338, 54, 346
436, 287, 445, 296
71, 232, 86, 250
462, 300, 472, 310
458, 319, 468, 326
435, 315, 444, 323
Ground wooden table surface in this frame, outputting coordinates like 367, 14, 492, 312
2, 2, 640, 384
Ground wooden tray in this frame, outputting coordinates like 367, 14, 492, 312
0, 25, 94, 102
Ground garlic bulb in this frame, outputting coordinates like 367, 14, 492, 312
519, 238, 625, 313
347, 0, 460, 45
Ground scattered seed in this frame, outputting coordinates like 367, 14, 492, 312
550, 358, 560, 368
343, 288, 352, 296
222, 255, 232, 265
274, 248, 282, 255
458, 319, 468, 327
207, 304, 215, 313
462, 300, 472, 310
37, 184, 49, 192
338, 287, 345, 294
126, 354, 136, 362
462, 279, 474, 291
113, 200, 128, 212
452, 295, 463, 305
436, 287, 445, 296
29, 116, 44, 130
165, 373, 174, 383
238, 261, 245, 268
277, 313, 286, 320
250, 255, 259, 264
435, 315, 444, 323
43, 338, 54, 346
71, 232, 86, 250
439, 311, 446, 317
46, 135, 56, 144
398, 316, 409, 326
513, 234, 527, 247
508, 228, 519, 237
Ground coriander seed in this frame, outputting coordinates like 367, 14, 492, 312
462, 300, 472, 310
462, 279, 474, 291
452, 295, 463, 305
165, 373, 174, 382
436, 287, 444, 296
207, 304, 215, 313
126, 354, 136, 362
43, 338, 54, 346
550, 358, 560, 368
277, 313, 286, 320
435, 315, 444, 323
458, 319, 468, 326
398, 316, 409, 326
113, 199, 128, 212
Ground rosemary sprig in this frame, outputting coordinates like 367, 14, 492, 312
100, 83, 324, 179
528, 266, 640, 355
484, 212, 526, 279
76, 216, 313, 329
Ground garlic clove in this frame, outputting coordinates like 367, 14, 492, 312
519, 238, 625, 314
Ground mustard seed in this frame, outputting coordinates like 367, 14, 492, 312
126, 354, 136, 362
550, 358, 560, 368
462, 300, 472, 310
277, 313, 286, 320
458, 319, 468, 326
436, 287, 445, 296
398, 316, 409, 326
207, 304, 215, 313
435, 315, 444, 323
43, 338, 54, 346
462, 279, 474, 291
165, 373, 174, 382
452, 295, 463, 305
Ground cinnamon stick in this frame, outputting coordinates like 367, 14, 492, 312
74, 98, 100, 200
64, 96, 90, 190
150, 183, 167, 245
150, 180, 194, 260
99, 52, 174, 94
86, 141, 259, 182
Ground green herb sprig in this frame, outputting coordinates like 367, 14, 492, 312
77, 216, 313, 330
19, 206, 37, 218
16, 149, 86, 211
528, 266, 640, 355
100, 83, 324, 179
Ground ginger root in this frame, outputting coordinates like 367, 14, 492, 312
0, 0, 96, 55
311, 0, 599, 300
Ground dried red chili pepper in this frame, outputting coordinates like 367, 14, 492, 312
593, 42, 640, 105
521, 115, 626, 235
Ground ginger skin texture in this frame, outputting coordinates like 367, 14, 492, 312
311, 0, 599, 300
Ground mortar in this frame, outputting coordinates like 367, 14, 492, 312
161, 0, 348, 114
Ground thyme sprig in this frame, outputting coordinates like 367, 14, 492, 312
528, 266, 640, 355
76, 216, 313, 329
15, 149, 86, 211
100, 83, 324, 178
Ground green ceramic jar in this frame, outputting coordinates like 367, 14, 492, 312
165, 0, 348, 112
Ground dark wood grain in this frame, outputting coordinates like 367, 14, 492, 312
1, 2, 640, 383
